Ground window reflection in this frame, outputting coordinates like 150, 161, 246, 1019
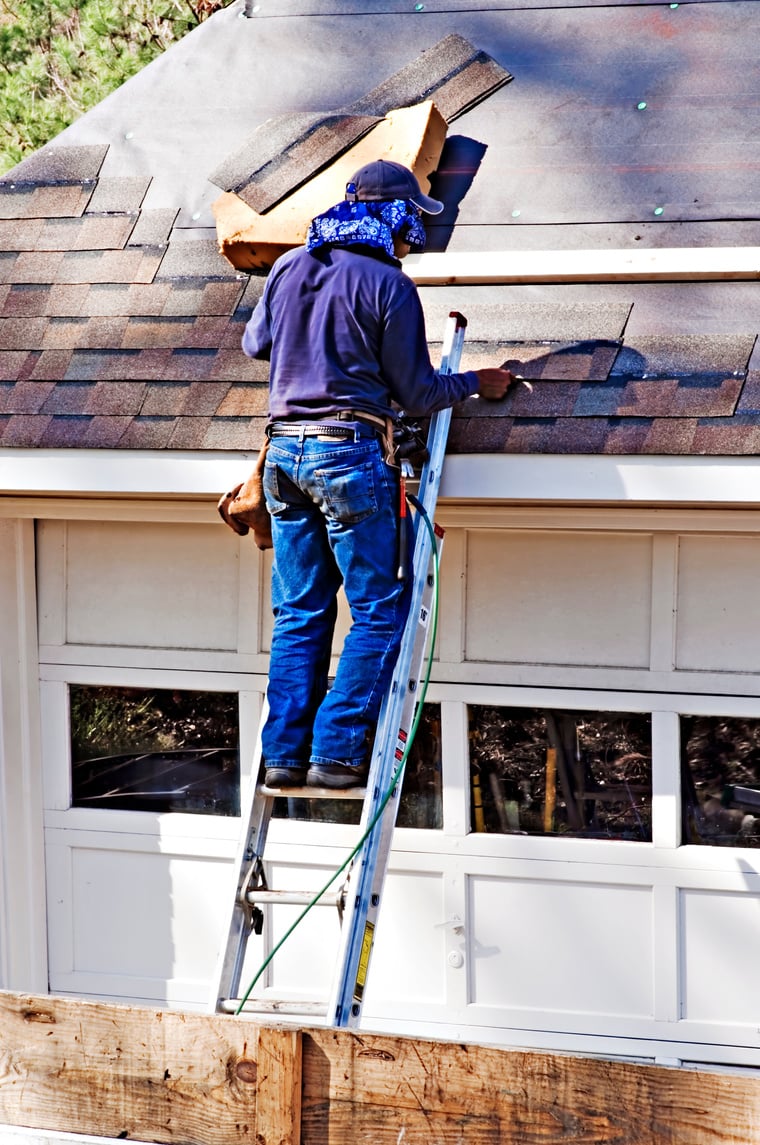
70, 685, 240, 816
272, 704, 442, 829
681, 715, 760, 847
468, 706, 652, 840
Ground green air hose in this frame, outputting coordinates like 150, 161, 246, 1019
235, 496, 440, 1015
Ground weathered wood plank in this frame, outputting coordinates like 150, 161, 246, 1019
302, 1030, 760, 1145
2, 992, 760, 1145
0, 992, 260, 1144
255, 1027, 302, 1145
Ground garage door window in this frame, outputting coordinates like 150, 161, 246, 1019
271, 703, 443, 828
468, 706, 652, 840
681, 715, 760, 847
69, 685, 240, 816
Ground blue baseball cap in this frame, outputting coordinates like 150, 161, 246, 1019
345, 159, 444, 214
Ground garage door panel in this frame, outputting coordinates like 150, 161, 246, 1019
676, 536, 760, 673
680, 888, 760, 1024
467, 875, 654, 1018
45, 835, 232, 1006
366, 870, 447, 1008
37, 520, 241, 651
465, 531, 653, 668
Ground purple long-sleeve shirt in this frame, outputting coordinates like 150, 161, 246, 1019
241, 245, 478, 420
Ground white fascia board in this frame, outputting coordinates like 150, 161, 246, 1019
0, 449, 255, 499
2, 449, 760, 507
405, 247, 760, 285
439, 453, 760, 506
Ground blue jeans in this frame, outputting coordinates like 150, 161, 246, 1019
261, 428, 411, 771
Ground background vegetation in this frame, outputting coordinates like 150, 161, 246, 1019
0, 0, 228, 173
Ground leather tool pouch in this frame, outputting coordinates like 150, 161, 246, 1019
217, 439, 273, 550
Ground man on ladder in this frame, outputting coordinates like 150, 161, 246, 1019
241, 159, 514, 792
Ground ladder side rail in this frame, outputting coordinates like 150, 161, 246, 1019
210, 716, 272, 1010
329, 530, 443, 1026
328, 313, 467, 1026
364, 307, 465, 773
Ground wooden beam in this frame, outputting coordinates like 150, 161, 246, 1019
302, 1029, 760, 1145
255, 1026, 302, 1145
0, 991, 261, 1144
406, 246, 760, 285
2, 991, 760, 1145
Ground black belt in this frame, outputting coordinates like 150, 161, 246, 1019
267, 410, 388, 440
268, 423, 364, 439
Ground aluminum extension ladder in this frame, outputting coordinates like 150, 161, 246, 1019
211, 311, 468, 1027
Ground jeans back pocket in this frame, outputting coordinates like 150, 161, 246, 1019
314, 459, 378, 524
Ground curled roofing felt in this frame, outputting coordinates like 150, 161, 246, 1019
1, 0, 759, 457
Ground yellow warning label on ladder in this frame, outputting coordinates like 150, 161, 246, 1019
354, 921, 375, 1001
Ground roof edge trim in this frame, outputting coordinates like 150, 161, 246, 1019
3, 451, 760, 507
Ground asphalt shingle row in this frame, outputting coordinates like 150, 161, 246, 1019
0, 141, 758, 454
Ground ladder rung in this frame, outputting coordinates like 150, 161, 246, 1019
260, 783, 366, 799
245, 889, 342, 907
218, 998, 329, 1016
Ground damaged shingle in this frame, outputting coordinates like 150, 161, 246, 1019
421, 301, 632, 344
210, 33, 511, 214
347, 34, 511, 123
459, 340, 621, 383
610, 334, 756, 378
211, 113, 382, 214
127, 209, 179, 248
156, 239, 244, 281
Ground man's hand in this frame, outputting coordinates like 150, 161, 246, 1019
475, 367, 516, 401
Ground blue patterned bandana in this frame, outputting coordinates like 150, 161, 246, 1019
305, 199, 427, 259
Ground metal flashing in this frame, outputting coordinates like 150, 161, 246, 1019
242, 1, 734, 12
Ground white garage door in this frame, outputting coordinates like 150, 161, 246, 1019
34, 503, 760, 1067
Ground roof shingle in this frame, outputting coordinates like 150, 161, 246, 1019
0, 12, 758, 463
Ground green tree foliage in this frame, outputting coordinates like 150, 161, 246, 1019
0, 0, 228, 173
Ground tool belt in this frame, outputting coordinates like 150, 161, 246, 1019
217, 411, 428, 546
